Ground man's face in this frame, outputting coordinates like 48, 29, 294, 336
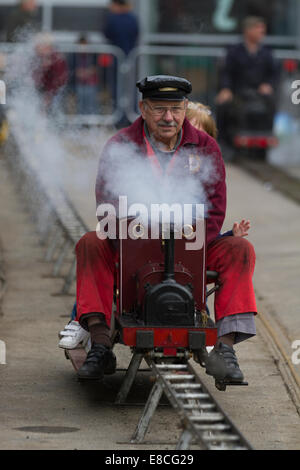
22, 0, 37, 11
245, 22, 266, 44
139, 99, 187, 143
35, 43, 52, 58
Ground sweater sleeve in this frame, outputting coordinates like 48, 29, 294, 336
220, 46, 236, 91
263, 47, 279, 89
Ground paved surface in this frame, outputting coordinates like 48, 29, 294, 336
283, 166, 300, 181
226, 163, 300, 365
0, 136, 300, 450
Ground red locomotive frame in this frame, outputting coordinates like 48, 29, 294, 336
114, 218, 217, 353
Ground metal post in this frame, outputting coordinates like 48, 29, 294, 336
115, 352, 144, 404
176, 429, 194, 450
52, 239, 71, 277
39, 216, 55, 246
42, 3, 52, 32
60, 257, 76, 295
44, 228, 62, 262
131, 380, 164, 443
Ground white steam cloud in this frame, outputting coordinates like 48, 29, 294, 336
99, 140, 219, 213
4, 32, 108, 229
4, 31, 221, 232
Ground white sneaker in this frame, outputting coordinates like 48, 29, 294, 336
58, 321, 90, 349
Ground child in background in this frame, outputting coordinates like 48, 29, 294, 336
186, 102, 218, 139
186, 101, 251, 238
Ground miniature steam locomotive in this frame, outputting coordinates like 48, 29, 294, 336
114, 218, 217, 356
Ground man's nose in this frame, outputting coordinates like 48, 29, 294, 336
163, 109, 174, 121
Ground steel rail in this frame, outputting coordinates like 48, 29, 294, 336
236, 158, 300, 206
130, 352, 253, 450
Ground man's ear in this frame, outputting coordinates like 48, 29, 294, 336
139, 100, 146, 120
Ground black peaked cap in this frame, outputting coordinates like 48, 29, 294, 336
136, 75, 192, 100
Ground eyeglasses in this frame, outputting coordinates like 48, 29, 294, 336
144, 100, 186, 117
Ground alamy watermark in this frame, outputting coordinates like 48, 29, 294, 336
291, 340, 300, 365
291, 80, 300, 105
0, 340, 6, 364
0, 80, 6, 105
96, 197, 205, 251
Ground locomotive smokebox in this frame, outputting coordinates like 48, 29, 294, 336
143, 225, 195, 326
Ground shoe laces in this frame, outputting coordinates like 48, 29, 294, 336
219, 349, 239, 367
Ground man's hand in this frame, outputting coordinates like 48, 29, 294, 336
232, 219, 251, 237
216, 88, 233, 105
258, 83, 273, 95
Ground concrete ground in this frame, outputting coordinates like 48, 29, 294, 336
226, 163, 300, 367
284, 166, 300, 180
0, 141, 300, 450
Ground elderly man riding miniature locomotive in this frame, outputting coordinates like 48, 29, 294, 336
73, 75, 257, 384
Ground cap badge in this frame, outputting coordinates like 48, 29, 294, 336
158, 87, 178, 92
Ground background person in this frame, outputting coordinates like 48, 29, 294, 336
216, 16, 279, 156
33, 34, 68, 114
73, 35, 99, 115
103, 0, 139, 127
6, 0, 40, 42
104, 0, 139, 56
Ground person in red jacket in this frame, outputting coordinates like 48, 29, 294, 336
33, 35, 68, 113
75, 75, 257, 383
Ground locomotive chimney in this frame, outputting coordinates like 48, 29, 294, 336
163, 224, 175, 282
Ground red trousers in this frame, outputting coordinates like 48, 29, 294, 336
75, 232, 257, 328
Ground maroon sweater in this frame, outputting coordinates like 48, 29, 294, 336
95, 116, 226, 246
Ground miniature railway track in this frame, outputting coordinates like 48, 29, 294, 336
130, 354, 253, 450
69, 346, 253, 450
5, 131, 89, 295
236, 157, 300, 205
